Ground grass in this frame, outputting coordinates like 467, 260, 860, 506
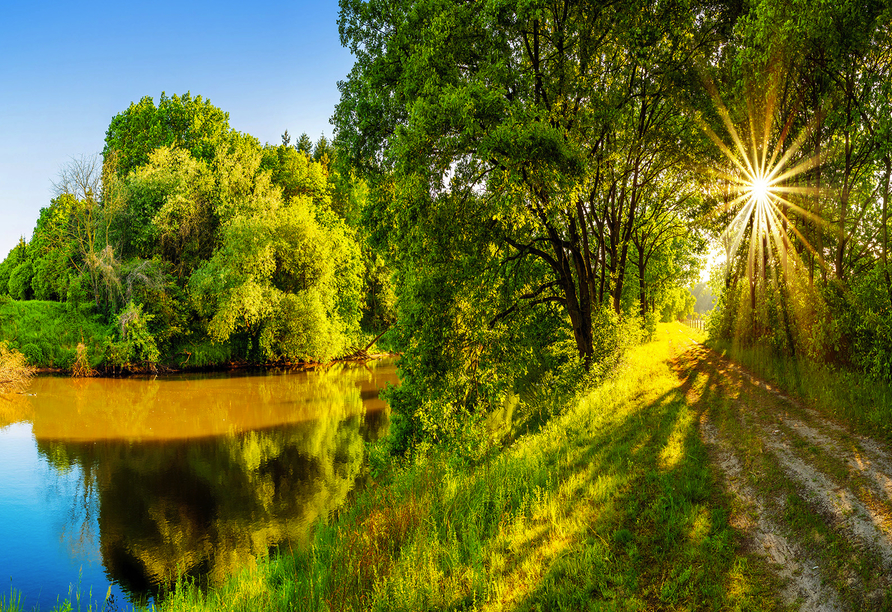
707, 338, 892, 443
149, 324, 780, 611
0, 299, 111, 369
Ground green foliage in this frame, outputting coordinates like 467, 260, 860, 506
659, 286, 697, 323
0, 239, 28, 296
29, 196, 78, 301
0, 92, 368, 369
103, 92, 233, 177
19, 343, 44, 366
118, 146, 217, 271
333, 0, 725, 453
0, 300, 112, 369
188, 149, 363, 363
107, 301, 160, 370
260, 143, 328, 205
8, 261, 34, 301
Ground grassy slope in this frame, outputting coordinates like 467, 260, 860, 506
1, 323, 783, 611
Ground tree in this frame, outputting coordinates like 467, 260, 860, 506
188, 137, 363, 362
103, 92, 233, 178
29, 196, 78, 301
0, 239, 28, 296
52, 154, 101, 201
120, 146, 217, 276
296, 132, 314, 155
335, 0, 724, 368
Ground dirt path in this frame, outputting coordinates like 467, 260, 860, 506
671, 330, 892, 611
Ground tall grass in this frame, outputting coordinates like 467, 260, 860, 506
708, 338, 892, 442
0, 300, 111, 369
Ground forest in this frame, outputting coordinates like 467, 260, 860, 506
0, 94, 394, 374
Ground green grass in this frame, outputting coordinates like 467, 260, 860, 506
0, 299, 112, 369
707, 338, 892, 443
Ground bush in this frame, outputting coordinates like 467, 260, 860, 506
20, 342, 44, 367
71, 342, 96, 377
0, 341, 34, 393
107, 301, 161, 371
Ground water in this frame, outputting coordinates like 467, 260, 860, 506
0, 360, 398, 609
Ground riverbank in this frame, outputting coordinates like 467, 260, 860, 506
0, 298, 394, 376
29, 322, 892, 610
139, 323, 780, 611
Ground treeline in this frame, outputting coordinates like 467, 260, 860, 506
0, 93, 395, 371
329, 0, 892, 456
705, 0, 892, 383
332, 0, 724, 455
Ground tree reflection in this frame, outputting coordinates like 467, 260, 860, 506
0, 392, 33, 430
29, 361, 396, 602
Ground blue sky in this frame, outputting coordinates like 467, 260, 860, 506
0, 0, 354, 258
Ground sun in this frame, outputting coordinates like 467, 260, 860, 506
749, 174, 771, 204
694, 85, 824, 281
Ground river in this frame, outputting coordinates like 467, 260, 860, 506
0, 359, 398, 609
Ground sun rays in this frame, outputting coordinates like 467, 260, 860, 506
695, 78, 827, 287
691, 73, 835, 345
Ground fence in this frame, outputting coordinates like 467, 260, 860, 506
684, 316, 705, 331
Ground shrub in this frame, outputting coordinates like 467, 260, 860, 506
20, 343, 44, 367
108, 301, 161, 371
0, 341, 34, 394
71, 342, 96, 377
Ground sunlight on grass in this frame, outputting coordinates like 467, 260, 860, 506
659, 406, 694, 471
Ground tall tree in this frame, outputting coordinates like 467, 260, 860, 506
335, 0, 725, 367
103, 92, 233, 178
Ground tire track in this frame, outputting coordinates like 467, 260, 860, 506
674, 332, 892, 609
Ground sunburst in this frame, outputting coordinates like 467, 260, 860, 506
695, 80, 826, 283
691, 72, 834, 343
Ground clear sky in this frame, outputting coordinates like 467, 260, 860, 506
0, 0, 354, 259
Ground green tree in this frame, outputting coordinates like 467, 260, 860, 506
29, 196, 78, 301
8, 259, 34, 301
335, 0, 722, 368
296, 132, 313, 155
0, 239, 28, 296
120, 146, 217, 276
103, 92, 233, 178
189, 140, 363, 362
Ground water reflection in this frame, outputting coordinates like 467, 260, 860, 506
2, 360, 397, 604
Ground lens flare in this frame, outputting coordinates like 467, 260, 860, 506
695, 71, 830, 344
749, 175, 771, 203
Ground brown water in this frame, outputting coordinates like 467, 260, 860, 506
0, 359, 398, 608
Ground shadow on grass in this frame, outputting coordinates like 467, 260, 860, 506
509, 339, 779, 611
150, 328, 783, 612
